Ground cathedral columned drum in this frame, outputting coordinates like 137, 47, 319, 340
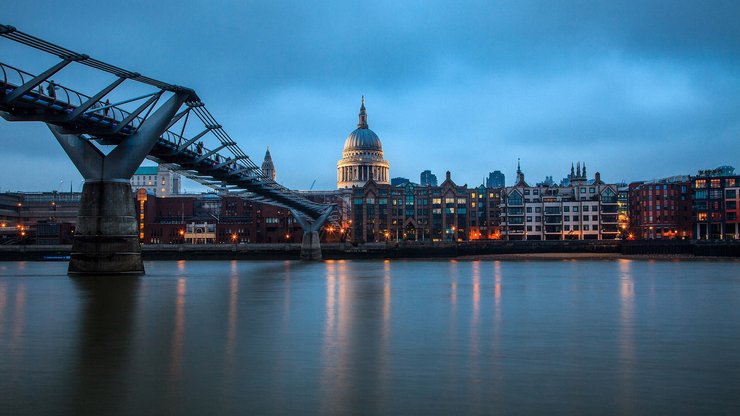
336, 97, 390, 189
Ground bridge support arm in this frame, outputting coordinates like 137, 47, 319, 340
45, 91, 188, 276
291, 207, 335, 261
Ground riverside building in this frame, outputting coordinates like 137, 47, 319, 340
349, 171, 501, 243
628, 177, 692, 239
692, 166, 739, 240
499, 162, 619, 240
130, 165, 181, 196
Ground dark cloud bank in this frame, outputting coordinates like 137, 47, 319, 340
1, 0, 738, 191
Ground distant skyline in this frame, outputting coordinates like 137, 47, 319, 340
1, 1, 739, 192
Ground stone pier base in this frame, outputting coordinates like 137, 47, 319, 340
69, 181, 144, 275
300, 231, 322, 261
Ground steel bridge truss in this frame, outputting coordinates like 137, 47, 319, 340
0, 23, 332, 224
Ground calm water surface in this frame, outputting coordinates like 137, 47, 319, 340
1, 259, 739, 415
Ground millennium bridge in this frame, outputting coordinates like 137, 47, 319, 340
0, 23, 334, 274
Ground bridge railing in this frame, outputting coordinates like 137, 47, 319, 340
1, 23, 333, 220
1, 68, 329, 216
0, 62, 134, 128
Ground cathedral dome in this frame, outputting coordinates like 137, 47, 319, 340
343, 128, 382, 152
337, 97, 390, 189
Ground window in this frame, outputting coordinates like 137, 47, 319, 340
564, 206, 570, 212
526, 216, 532, 222
457, 198, 467, 204
535, 216, 541, 222
526, 226, 532, 231
573, 206, 579, 212
564, 225, 570, 231
581, 188, 586, 194
592, 215, 598, 221
573, 215, 579, 221
697, 212, 707, 221
507, 193, 523, 205
727, 179, 736, 187
445, 197, 455, 204
710, 179, 721, 188
592, 205, 598, 211
695, 190, 707, 199
583, 205, 589, 212
584, 225, 590, 231
535, 207, 541, 213
535, 226, 542, 231
432, 198, 441, 204
726, 190, 737, 199
524, 189, 530, 195
366, 198, 375, 204
695, 180, 706, 188
589, 187, 595, 193
564, 215, 570, 221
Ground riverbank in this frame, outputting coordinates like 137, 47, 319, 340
1, 240, 738, 261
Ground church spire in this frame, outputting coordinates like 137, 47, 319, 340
357, 96, 368, 129
581, 161, 587, 179
576, 161, 581, 178
517, 158, 521, 174
261, 146, 276, 181
570, 162, 575, 178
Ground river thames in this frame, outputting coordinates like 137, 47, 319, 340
1, 259, 739, 415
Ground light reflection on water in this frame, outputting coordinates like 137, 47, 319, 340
0, 259, 739, 415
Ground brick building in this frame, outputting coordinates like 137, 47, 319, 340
135, 191, 348, 244
349, 171, 501, 243
628, 177, 692, 239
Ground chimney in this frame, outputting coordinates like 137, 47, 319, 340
446, 171, 451, 181
595, 172, 601, 183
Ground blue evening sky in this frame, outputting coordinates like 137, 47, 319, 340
1, 1, 738, 191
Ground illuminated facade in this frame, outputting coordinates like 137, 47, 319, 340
500, 162, 619, 240
350, 172, 501, 243
628, 177, 692, 239
692, 166, 739, 240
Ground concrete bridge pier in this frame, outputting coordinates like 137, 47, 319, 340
291, 207, 334, 261
300, 231, 322, 261
71, 181, 143, 274
49, 92, 188, 275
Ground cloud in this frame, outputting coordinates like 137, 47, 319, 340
1, 0, 738, 191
